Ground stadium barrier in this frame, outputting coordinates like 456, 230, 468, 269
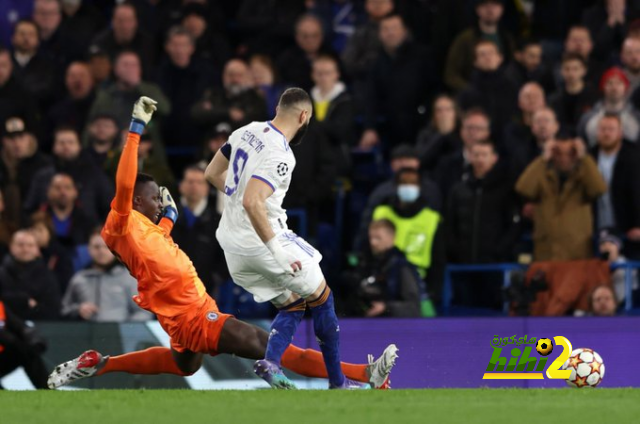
442, 261, 640, 316
2, 318, 638, 390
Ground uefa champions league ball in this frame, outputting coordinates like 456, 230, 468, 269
561, 348, 605, 388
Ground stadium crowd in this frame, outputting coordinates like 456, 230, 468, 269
0, 0, 639, 321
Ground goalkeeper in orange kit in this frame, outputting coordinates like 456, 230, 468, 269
47, 97, 397, 390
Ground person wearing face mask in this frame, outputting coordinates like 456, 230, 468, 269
371, 168, 445, 302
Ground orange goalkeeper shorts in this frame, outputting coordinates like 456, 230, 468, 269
157, 295, 233, 355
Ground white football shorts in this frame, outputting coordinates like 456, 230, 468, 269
223, 231, 325, 305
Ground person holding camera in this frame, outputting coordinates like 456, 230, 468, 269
352, 219, 425, 318
516, 133, 606, 261
0, 299, 49, 389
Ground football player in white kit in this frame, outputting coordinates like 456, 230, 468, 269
206, 88, 397, 389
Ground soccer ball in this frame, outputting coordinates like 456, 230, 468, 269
561, 348, 605, 388
536, 338, 553, 356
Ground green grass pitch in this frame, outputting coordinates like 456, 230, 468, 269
2, 389, 640, 424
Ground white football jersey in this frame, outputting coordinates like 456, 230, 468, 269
216, 121, 296, 256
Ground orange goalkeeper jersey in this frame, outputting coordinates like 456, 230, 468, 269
101, 131, 207, 317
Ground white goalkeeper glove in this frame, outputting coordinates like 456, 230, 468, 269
266, 236, 302, 276
130, 96, 158, 134
159, 186, 178, 224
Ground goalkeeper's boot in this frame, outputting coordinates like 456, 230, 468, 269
329, 377, 371, 390
47, 350, 105, 389
254, 359, 298, 390
366, 344, 399, 389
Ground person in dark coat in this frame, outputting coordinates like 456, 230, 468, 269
359, 13, 436, 151
25, 127, 113, 223
0, 48, 38, 132
310, 55, 356, 177
171, 165, 226, 295
45, 61, 96, 150
89, 3, 156, 74
457, 40, 518, 143
276, 14, 336, 92
591, 113, 640, 260
446, 139, 521, 263
191, 58, 268, 134
0, 299, 49, 389
0, 230, 61, 321
156, 26, 215, 148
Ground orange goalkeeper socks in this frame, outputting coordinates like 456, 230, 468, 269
96, 347, 189, 376
281, 345, 369, 383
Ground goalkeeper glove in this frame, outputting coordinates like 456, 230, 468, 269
130, 96, 157, 135
159, 186, 178, 224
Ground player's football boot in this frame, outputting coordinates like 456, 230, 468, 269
366, 344, 399, 389
253, 359, 298, 390
329, 377, 371, 390
47, 350, 105, 389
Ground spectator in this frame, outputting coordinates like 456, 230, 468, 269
0, 300, 49, 389
505, 38, 555, 93
282, 124, 337, 237
45, 61, 96, 147
446, 139, 520, 264
592, 114, 640, 259
549, 53, 598, 129
582, 0, 640, 62
29, 215, 74, 295
0, 47, 38, 131
87, 48, 112, 88
341, 0, 394, 83
310, 54, 356, 177
250, 54, 287, 116
191, 58, 267, 133
371, 167, 445, 299
172, 165, 226, 295
458, 40, 518, 139
578, 67, 640, 146
32, 0, 84, 67
276, 14, 334, 92
157, 26, 213, 148
515, 135, 607, 261
359, 13, 436, 151
59, 0, 105, 47
0, 1, 33, 48
25, 127, 113, 223
0, 230, 61, 320
37, 173, 97, 254
199, 122, 231, 165
349, 219, 424, 318
180, 4, 231, 73
433, 108, 491, 200
0, 190, 15, 262
0, 117, 52, 229
83, 114, 120, 169
62, 230, 153, 322
507, 107, 559, 180
558, 25, 607, 89
309, 0, 365, 54
597, 230, 638, 306
588, 284, 618, 316
235, 0, 307, 58
444, 0, 515, 92
89, 50, 171, 145
10, 19, 57, 112
415, 94, 461, 172
620, 36, 640, 93
90, 2, 156, 74
354, 144, 442, 251
502, 82, 546, 154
